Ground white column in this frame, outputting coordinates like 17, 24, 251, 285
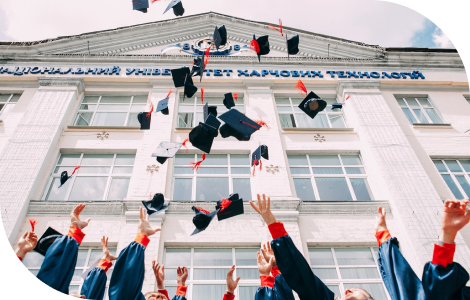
0, 77, 83, 243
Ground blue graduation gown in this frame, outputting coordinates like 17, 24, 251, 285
80, 267, 108, 300
270, 233, 334, 300
377, 237, 426, 300
255, 274, 295, 300
36, 235, 80, 294
422, 261, 470, 300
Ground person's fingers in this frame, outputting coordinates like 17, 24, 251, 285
257, 251, 262, 264
183, 266, 188, 274
235, 276, 241, 283
267, 196, 270, 211
249, 201, 261, 214
262, 243, 267, 253
22, 231, 28, 239
86, 218, 91, 224
162, 264, 165, 274
444, 199, 451, 207
268, 242, 272, 252
154, 228, 161, 234
139, 207, 144, 220
146, 214, 150, 221
268, 257, 274, 267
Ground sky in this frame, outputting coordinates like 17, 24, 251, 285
0, 0, 454, 48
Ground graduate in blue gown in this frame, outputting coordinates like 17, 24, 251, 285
250, 194, 374, 300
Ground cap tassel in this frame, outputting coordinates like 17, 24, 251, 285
233, 93, 238, 101
255, 119, 270, 130
252, 157, 258, 176
249, 39, 260, 54
182, 138, 189, 153
196, 206, 211, 215
146, 102, 154, 118
219, 198, 231, 212
71, 166, 81, 176
294, 80, 307, 97
241, 121, 260, 130
190, 153, 206, 171
166, 90, 173, 99
204, 45, 211, 68
151, 0, 161, 3
345, 94, 350, 101
29, 219, 37, 232
200, 88, 204, 104
268, 19, 283, 36
260, 159, 262, 171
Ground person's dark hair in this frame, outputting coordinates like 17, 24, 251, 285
350, 287, 374, 300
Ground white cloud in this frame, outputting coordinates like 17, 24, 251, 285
0, 0, 428, 47
432, 27, 454, 48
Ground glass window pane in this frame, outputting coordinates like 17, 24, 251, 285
174, 167, 193, 174
78, 166, 111, 174
340, 267, 380, 279
459, 160, 470, 172
69, 177, 108, 201
46, 177, 69, 200
173, 178, 192, 201
341, 155, 362, 165
193, 249, 232, 266
97, 104, 130, 111
445, 160, 462, 172
54, 166, 75, 174
293, 178, 315, 201
22, 251, 45, 268
343, 283, 387, 300
76, 249, 89, 267
235, 249, 258, 265
329, 115, 345, 128
237, 268, 259, 279
296, 113, 329, 128
69, 285, 80, 295
334, 248, 375, 265
0, 94, 11, 102
81, 154, 114, 165
58, 154, 81, 165
127, 113, 140, 127
91, 112, 127, 126
290, 167, 311, 174
132, 96, 148, 103
165, 249, 191, 267
442, 175, 464, 199
396, 98, 406, 106
417, 98, 431, 107
175, 154, 196, 165
275, 98, 291, 104
309, 155, 340, 166
130, 104, 146, 112
88, 249, 104, 266
71, 269, 84, 282
230, 154, 250, 166
192, 285, 226, 300
239, 287, 259, 300
231, 167, 250, 174
433, 160, 447, 172
290, 98, 303, 105
199, 154, 228, 165
424, 108, 442, 123
345, 167, 366, 174
100, 96, 131, 103
311, 268, 338, 280
405, 98, 419, 107
312, 167, 343, 174
326, 285, 341, 299
279, 114, 296, 128
166, 287, 177, 298
107, 178, 130, 200
350, 178, 373, 201
83, 96, 99, 103
277, 106, 293, 112
233, 178, 252, 201
315, 177, 352, 201
11, 94, 21, 102
401, 108, 417, 124
164, 268, 178, 280
196, 177, 229, 201
75, 112, 93, 125
178, 113, 194, 128
30, 269, 40, 276
309, 248, 334, 265
413, 109, 429, 123
79, 104, 97, 111
115, 154, 135, 165
455, 176, 470, 198
193, 268, 229, 280
287, 155, 308, 166
197, 167, 229, 174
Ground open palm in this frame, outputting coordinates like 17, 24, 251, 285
70, 204, 91, 229
257, 251, 274, 276
442, 199, 470, 234
139, 207, 161, 237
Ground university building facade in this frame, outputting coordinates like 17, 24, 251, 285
1, 12, 469, 300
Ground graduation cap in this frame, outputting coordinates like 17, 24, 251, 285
137, 112, 151, 130
286, 34, 300, 56
218, 109, 261, 141
191, 206, 219, 235
163, 0, 184, 16
223, 93, 236, 109
332, 103, 344, 110
213, 26, 227, 50
216, 193, 244, 221
59, 166, 80, 188
133, 0, 149, 13
33, 227, 63, 256
152, 141, 183, 164
171, 67, 191, 88
142, 193, 168, 215
250, 35, 270, 62
191, 56, 204, 82
156, 98, 169, 115
298, 92, 327, 119
203, 103, 218, 119
184, 74, 198, 100
251, 145, 269, 175
189, 123, 217, 153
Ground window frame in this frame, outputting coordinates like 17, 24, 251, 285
0, 93, 21, 118
396, 97, 443, 124
288, 154, 373, 201
433, 159, 470, 199
465, 96, 470, 105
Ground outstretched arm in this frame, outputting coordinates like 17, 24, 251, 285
15, 231, 38, 261
375, 206, 392, 247
223, 265, 240, 300
261, 242, 295, 300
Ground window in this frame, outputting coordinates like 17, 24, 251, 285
45, 153, 135, 201
396, 97, 442, 124
74, 95, 147, 126
275, 96, 345, 128
173, 154, 252, 201
177, 94, 245, 128
288, 154, 373, 201
433, 159, 470, 199
465, 96, 470, 105
308, 247, 388, 300
23, 247, 116, 299
163, 248, 259, 300
0, 93, 21, 118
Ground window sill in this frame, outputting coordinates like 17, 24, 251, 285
67, 126, 141, 130
412, 123, 452, 129
281, 127, 355, 133
175, 127, 193, 132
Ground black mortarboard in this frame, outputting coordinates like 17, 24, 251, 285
332, 103, 343, 110
253, 35, 270, 62
251, 145, 269, 166
60, 171, 69, 187
34, 227, 63, 256
142, 193, 168, 215
298, 92, 327, 119
171, 67, 191, 88
286, 34, 300, 56
191, 206, 219, 235
152, 141, 183, 164
203, 103, 218, 121
133, 0, 149, 13
218, 26, 227, 47
191, 56, 204, 82
216, 193, 244, 221
189, 123, 217, 153
218, 109, 261, 141
137, 112, 151, 130
163, 0, 184, 16
223, 93, 236, 109
204, 113, 221, 133
184, 74, 198, 100
156, 98, 169, 115
213, 26, 227, 50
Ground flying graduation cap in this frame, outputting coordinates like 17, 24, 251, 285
133, 0, 149, 13
152, 141, 183, 164
204, 102, 218, 120
33, 227, 63, 256
250, 35, 270, 62
156, 90, 173, 115
163, 0, 184, 16
191, 56, 204, 82
286, 34, 300, 57
189, 112, 220, 154
59, 166, 80, 188
142, 193, 168, 215
223, 93, 236, 109
219, 109, 261, 141
216, 193, 244, 221
191, 206, 220, 235
171, 67, 190, 88
332, 103, 344, 110
213, 26, 227, 50
137, 112, 151, 130
251, 145, 269, 175
184, 74, 198, 100
299, 92, 327, 119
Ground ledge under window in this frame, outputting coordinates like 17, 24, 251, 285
67, 125, 141, 130
282, 127, 355, 133
412, 123, 452, 129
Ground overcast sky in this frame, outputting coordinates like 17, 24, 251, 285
0, 0, 455, 48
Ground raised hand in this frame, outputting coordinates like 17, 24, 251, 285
375, 206, 388, 232
70, 204, 91, 230
226, 265, 241, 294
176, 266, 188, 287
138, 207, 161, 237
257, 251, 274, 276
261, 242, 276, 267
16, 231, 38, 258
101, 236, 117, 261
440, 199, 470, 243
250, 194, 277, 225
152, 261, 165, 290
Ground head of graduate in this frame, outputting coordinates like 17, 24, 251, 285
341, 287, 374, 300
144, 292, 168, 300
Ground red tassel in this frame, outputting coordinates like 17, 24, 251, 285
146, 101, 154, 118
204, 45, 211, 68
71, 166, 81, 176
345, 94, 350, 101
196, 207, 211, 215
182, 138, 189, 153
200, 88, 204, 104
250, 39, 260, 53
151, 0, 161, 3
233, 93, 238, 101
252, 165, 256, 176
260, 159, 262, 171
268, 19, 283, 36
190, 153, 206, 171
255, 119, 270, 130
219, 198, 231, 212
241, 121, 260, 130
29, 219, 37, 232
294, 80, 307, 97
252, 157, 258, 176
166, 90, 173, 99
